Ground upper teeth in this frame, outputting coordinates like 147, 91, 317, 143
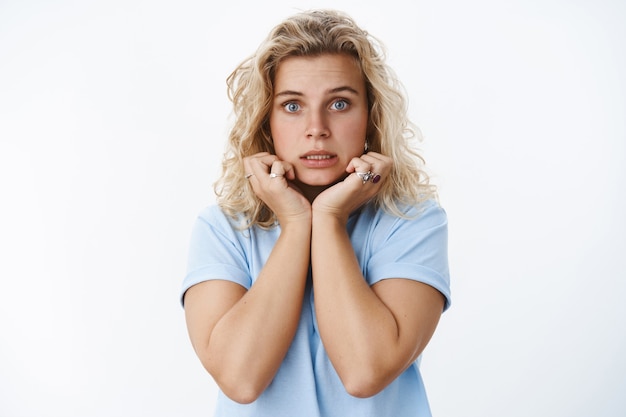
306, 155, 332, 160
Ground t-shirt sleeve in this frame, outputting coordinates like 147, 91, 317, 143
180, 206, 252, 306
365, 201, 451, 311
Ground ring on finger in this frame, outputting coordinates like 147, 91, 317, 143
355, 171, 381, 184
355, 171, 372, 183
269, 172, 283, 178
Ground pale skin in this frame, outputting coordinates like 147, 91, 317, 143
184, 53, 445, 403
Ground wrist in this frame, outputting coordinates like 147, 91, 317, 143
279, 211, 312, 231
312, 209, 346, 229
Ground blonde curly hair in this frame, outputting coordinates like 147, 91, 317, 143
215, 9, 436, 228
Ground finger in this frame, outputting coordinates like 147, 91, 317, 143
359, 152, 391, 174
346, 156, 370, 174
347, 156, 372, 175
360, 151, 388, 166
362, 155, 389, 183
282, 161, 296, 181
256, 154, 280, 173
244, 153, 278, 179
349, 155, 389, 185
269, 160, 287, 176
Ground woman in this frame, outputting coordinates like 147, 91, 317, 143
182, 9, 451, 417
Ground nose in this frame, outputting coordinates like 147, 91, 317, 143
305, 109, 329, 139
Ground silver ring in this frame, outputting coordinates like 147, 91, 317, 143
269, 173, 283, 178
355, 171, 373, 184
245, 173, 254, 179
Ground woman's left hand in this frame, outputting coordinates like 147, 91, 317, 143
312, 151, 392, 221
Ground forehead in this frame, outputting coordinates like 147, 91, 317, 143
273, 54, 365, 92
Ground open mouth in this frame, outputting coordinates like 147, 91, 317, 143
303, 154, 334, 160
300, 152, 338, 168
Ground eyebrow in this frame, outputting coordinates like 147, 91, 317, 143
274, 86, 361, 98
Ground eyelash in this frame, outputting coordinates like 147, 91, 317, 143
282, 99, 351, 113
283, 102, 300, 113
331, 99, 350, 110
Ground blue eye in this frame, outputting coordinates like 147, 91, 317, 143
284, 102, 300, 113
332, 99, 349, 110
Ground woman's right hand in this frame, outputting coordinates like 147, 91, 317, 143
187, 152, 313, 403
243, 152, 312, 226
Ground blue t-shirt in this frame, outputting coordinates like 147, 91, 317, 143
181, 200, 451, 417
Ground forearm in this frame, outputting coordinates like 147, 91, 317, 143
311, 213, 408, 396
205, 222, 311, 402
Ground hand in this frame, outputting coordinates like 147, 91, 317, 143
312, 152, 392, 222
244, 152, 312, 225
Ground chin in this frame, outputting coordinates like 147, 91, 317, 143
297, 172, 348, 187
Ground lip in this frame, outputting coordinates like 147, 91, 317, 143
300, 151, 338, 168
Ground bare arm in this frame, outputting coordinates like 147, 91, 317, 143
311, 213, 444, 398
310, 152, 445, 397
184, 219, 311, 403
184, 153, 313, 404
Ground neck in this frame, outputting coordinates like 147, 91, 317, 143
297, 183, 328, 203
294, 173, 349, 203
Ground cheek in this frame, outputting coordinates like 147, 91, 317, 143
270, 119, 300, 158
271, 136, 292, 160
342, 119, 368, 150
269, 120, 284, 154
271, 138, 284, 157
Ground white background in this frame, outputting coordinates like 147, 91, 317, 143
1, 0, 625, 416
